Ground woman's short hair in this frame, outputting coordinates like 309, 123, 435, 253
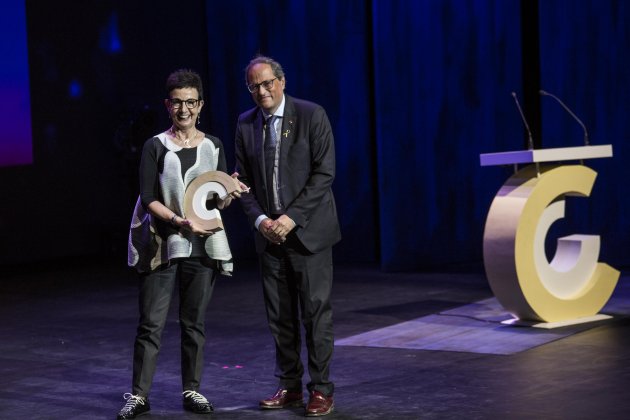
165, 69, 203, 99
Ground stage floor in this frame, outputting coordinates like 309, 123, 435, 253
1, 258, 629, 419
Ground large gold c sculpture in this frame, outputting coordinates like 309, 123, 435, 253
483, 164, 619, 324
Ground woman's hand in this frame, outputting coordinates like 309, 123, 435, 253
173, 216, 215, 237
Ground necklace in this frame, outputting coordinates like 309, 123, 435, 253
169, 127, 198, 148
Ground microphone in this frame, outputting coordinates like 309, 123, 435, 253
539, 90, 589, 146
511, 92, 534, 150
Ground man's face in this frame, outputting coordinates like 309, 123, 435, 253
247, 63, 285, 113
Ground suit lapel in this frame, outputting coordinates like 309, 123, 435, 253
277, 98, 296, 210
280, 97, 296, 163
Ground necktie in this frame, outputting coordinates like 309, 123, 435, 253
264, 115, 278, 212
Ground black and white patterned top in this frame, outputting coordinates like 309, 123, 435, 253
127, 132, 233, 274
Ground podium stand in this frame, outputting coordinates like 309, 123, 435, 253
480, 145, 619, 328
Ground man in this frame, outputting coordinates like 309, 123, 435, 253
234, 55, 341, 417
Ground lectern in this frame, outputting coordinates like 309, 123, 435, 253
480, 145, 619, 328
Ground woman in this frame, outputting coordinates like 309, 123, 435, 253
118, 69, 242, 419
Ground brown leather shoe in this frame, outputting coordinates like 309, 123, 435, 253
259, 388, 304, 409
305, 391, 334, 417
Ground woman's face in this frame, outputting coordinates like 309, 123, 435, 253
165, 87, 204, 131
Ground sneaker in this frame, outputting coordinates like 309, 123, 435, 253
117, 393, 150, 419
183, 390, 214, 414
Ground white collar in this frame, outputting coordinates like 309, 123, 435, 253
262, 94, 286, 119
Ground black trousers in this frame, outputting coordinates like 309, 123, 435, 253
131, 258, 216, 397
260, 234, 335, 396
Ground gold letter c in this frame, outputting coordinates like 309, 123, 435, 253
483, 164, 619, 323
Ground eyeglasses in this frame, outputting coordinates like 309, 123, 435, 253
168, 98, 200, 109
246, 78, 278, 93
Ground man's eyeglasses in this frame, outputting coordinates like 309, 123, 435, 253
247, 78, 278, 93
168, 98, 200, 109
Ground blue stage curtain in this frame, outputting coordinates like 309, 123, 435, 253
538, 0, 630, 268
372, 0, 522, 270
203, 0, 627, 271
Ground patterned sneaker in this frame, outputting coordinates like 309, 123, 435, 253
183, 390, 214, 414
117, 393, 150, 419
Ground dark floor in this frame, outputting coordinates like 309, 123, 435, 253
1, 258, 629, 420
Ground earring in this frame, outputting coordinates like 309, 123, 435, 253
197, 114, 201, 126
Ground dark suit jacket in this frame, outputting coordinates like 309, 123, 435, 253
235, 95, 342, 254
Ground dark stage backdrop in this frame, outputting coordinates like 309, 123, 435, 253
1, 0, 212, 265
537, 0, 630, 268
1, 0, 628, 272
371, 0, 523, 270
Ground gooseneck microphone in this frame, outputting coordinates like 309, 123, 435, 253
511, 92, 535, 150
539, 90, 590, 146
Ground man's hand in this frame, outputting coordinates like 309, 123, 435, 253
270, 215, 295, 239
231, 171, 250, 198
218, 172, 250, 209
260, 217, 284, 245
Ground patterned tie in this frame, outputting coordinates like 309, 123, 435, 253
264, 115, 278, 212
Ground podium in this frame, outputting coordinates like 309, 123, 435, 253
480, 145, 620, 328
